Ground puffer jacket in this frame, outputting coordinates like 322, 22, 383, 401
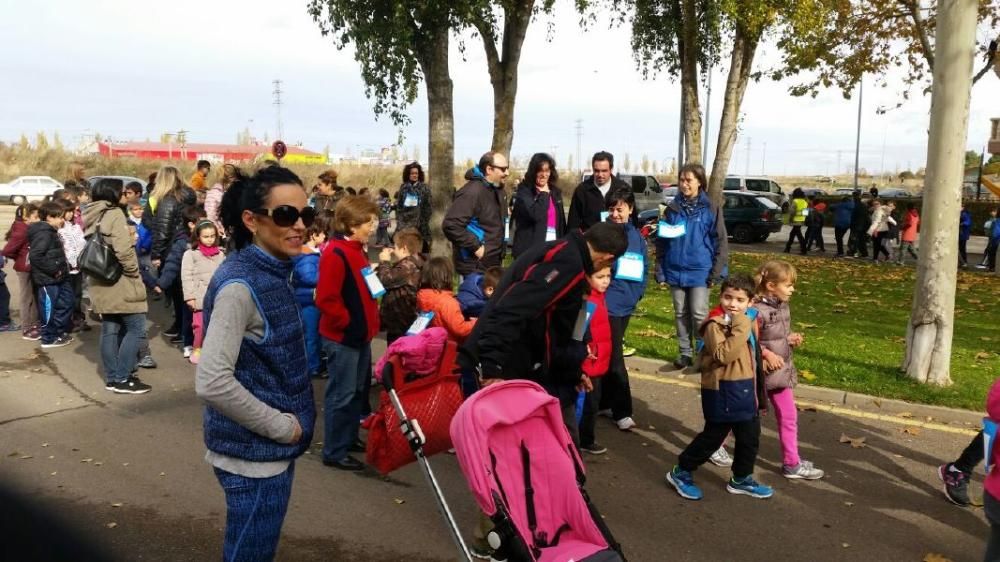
442, 168, 507, 276
181, 248, 226, 310
416, 288, 476, 344
27, 222, 69, 286
292, 247, 321, 308
698, 307, 765, 423
155, 231, 190, 291
581, 290, 611, 378
752, 296, 796, 391
457, 272, 487, 319
959, 210, 973, 241
395, 181, 432, 241
144, 186, 196, 261
829, 199, 854, 229
655, 192, 729, 288
82, 201, 147, 315
2, 220, 31, 272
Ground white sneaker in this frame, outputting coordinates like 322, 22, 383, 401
783, 459, 824, 480
709, 446, 734, 467
616, 416, 636, 431
182, 346, 193, 358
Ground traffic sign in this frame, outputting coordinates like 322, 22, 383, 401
272, 140, 287, 160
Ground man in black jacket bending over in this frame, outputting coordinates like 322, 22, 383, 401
567, 151, 631, 231
459, 222, 628, 441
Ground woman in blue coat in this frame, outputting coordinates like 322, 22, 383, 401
655, 164, 729, 369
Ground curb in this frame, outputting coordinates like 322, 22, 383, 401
624, 355, 985, 427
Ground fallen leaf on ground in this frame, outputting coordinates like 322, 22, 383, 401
80, 458, 93, 463
844, 501, 854, 507
635, 328, 674, 340
981, 337, 994, 342
111, 503, 123, 508
898, 412, 913, 418
902, 427, 921, 436
798, 323, 818, 329
106, 522, 117, 529
393, 498, 405, 505
873, 399, 882, 408
798, 405, 818, 412
839, 434, 867, 449
975, 351, 993, 360
799, 370, 817, 382
842, 543, 851, 548
923, 554, 953, 562
19, 455, 32, 460
41, 443, 49, 447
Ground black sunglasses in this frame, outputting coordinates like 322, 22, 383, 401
253, 205, 316, 228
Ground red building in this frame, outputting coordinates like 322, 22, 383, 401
97, 141, 325, 164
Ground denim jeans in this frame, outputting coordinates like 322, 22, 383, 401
37, 281, 75, 343
300, 305, 321, 375
214, 463, 295, 562
322, 338, 371, 462
100, 313, 147, 383
669, 285, 709, 357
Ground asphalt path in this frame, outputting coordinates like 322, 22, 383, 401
0, 204, 993, 561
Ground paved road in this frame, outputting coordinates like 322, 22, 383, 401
0, 204, 993, 561
0, 294, 991, 561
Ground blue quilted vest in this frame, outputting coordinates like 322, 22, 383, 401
201, 245, 315, 462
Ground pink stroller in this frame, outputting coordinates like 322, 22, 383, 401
450, 380, 625, 562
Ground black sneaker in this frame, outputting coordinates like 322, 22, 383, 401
673, 355, 692, 369
109, 376, 152, 395
322, 455, 365, 471
169, 335, 183, 344
162, 327, 180, 338
136, 355, 157, 369
41, 336, 74, 349
938, 463, 971, 506
580, 442, 608, 455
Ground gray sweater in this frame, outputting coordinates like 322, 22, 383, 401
195, 283, 298, 477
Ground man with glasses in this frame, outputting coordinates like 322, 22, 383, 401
443, 151, 510, 277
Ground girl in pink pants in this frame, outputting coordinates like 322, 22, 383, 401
181, 221, 225, 365
752, 260, 824, 480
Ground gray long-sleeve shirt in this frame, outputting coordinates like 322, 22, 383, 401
195, 282, 298, 478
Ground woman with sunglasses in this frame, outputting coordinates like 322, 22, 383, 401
194, 165, 317, 561
316, 195, 381, 471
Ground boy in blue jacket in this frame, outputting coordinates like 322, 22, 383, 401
598, 187, 647, 432
666, 274, 771, 501
292, 217, 328, 378
457, 266, 502, 319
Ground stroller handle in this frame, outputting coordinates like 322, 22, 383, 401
381, 362, 396, 392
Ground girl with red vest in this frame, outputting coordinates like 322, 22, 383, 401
578, 266, 613, 455
317, 195, 381, 471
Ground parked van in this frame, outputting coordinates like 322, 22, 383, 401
724, 175, 789, 211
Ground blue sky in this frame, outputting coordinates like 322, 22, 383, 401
1, 0, 997, 176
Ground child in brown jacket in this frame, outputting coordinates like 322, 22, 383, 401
376, 228, 424, 343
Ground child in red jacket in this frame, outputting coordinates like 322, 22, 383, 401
416, 257, 476, 343
2, 203, 40, 339
579, 265, 613, 455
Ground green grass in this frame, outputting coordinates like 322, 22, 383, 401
626, 252, 1000, 411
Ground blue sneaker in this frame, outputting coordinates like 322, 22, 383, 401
727, 475, 774, 499
666, 466, 703, 500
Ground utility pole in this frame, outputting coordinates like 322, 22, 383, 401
272, 79, 284, 141
745, 137, 751, 176
853, 77, 863, 190
677, 87, 686, 168
703, 69, 713, 167
574, 119, 583, 172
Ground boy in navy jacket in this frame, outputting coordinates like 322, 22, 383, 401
27, 202, 74, 347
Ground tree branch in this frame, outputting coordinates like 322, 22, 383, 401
973, 51, 997, 84
901, 0, 934, 69
472, 19, 503, 82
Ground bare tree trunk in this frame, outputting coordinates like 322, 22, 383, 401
417, 30, 455, 256
903, 0, 978, 386
476, 0, 534, 158
706, 27, 759, 203
679, 0, 702, 164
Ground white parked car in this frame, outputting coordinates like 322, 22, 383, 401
0, 176, 64, 205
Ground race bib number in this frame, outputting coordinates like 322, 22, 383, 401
658, 220, 687, 238
361, 266, 385, 299
615, 251, 645, 282
406, 311, 435, 336
600, 211, 609, 223
403, 194, 419, 207
572, 301, 597, 342
545, 226, 557, 242
504, 217, 511, 243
